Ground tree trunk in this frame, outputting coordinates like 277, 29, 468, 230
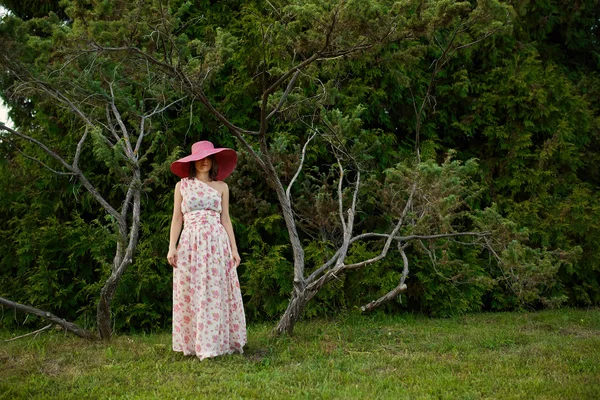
274, 292, 309, 335
97, 180, 141, 339
97, 232, 139, 339
274, 285, 323, 335
256, 151, 310, 336
262, 157, 306, 288
96, 271, 123, 339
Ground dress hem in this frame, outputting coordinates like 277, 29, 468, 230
172, 347, 245, 360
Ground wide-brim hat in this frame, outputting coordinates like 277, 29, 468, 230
170, 141, 237, 180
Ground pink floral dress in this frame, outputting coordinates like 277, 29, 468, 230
173, 177, 246, 359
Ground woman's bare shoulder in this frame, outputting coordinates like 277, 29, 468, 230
214, 180, 228, 189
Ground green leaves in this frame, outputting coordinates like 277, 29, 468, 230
1, 0, 598, 332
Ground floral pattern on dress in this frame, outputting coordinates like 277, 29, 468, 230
173, 177, 246, 359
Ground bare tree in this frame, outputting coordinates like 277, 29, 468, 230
0, 55, 184, 339
85, 0, 511, 334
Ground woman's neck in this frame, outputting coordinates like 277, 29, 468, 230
195, 172, 211, 182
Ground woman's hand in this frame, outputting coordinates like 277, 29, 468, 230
167, 247, 178, 268
232, 249, 241, 268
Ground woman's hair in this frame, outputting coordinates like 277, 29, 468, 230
188, 155, 219, 181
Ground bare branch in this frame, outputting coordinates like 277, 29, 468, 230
116, 176, 141, 275
418, 239, 454, 282
108, 81, 134, 158
72, 126, 89, 170
97, 177, 141, 338
342, 184, 416, 270
307, 247, 343, 283
277, 92, 325, 114
120, 178, 136, 220
3, 136, 76, 176
4, 324, 52, 342
47, 51, 89, 78
483, 236, 519, 299
286, 129, 317, 201
265, 0, 281, 17
105, 104, 122, 144
145, 96, 186, 119
441, 26, 503, 70
308, 182, 416, 292
2, 59, 95, 123
317, 43, 374, 61
88, 43, 260, 137
7, 66, 96, 126
1, 123, 77, 173
337, 160, 347, 233
137, 115, 148, 159
89, 42, 172, 69
350, 170, 360, 217
267, 69, 300, 120
134, 96, 186, 156
184, 96, 196, 143
0, 123, 124, 225
266, 54, 321, 96
262, 6, 347, 98
360, 243, 409, 312
305, 168, 361, 284
194, 88, 261, 136
0, 296, 95, 340
229, 130, 267, 171
413, 24, 463, 161
40, 85, 95, 127
351, 231, 491, 244
413, 22, 504, 160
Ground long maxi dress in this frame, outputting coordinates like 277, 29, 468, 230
172, 177, 246, 359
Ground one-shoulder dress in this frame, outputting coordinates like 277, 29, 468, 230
172, 177, 246, 359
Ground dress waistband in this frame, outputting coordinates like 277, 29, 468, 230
184, 209, 221, 226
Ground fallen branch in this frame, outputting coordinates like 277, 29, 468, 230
0, 297, 95, 340
4, 324, 52, 342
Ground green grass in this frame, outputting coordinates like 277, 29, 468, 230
1, 309, 599, 399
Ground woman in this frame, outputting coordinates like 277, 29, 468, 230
167, 140, 246, 359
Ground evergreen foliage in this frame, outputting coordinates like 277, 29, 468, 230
0, 0, 598, 332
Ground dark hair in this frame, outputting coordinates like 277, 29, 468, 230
188, 155, 219, 181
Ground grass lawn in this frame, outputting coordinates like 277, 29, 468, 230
1, 308, 599, 399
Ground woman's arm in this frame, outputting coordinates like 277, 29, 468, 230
220, 182, 240, 267
167, 182, 183, 268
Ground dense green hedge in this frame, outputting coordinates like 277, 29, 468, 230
0, 0, 598, 332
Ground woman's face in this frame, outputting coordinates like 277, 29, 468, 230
195, 157, 213, 172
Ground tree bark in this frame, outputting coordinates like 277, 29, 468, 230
97, 272, 124, 339
274, 284, 323, 335
360, 283, 408, 312
97, 174, 141, 339
97, 238, 135, 339
275, 291, 309, 335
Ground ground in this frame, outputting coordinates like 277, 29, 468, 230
1, 308, 599, 399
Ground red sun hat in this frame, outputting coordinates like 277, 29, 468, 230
170, 141, 238, 180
